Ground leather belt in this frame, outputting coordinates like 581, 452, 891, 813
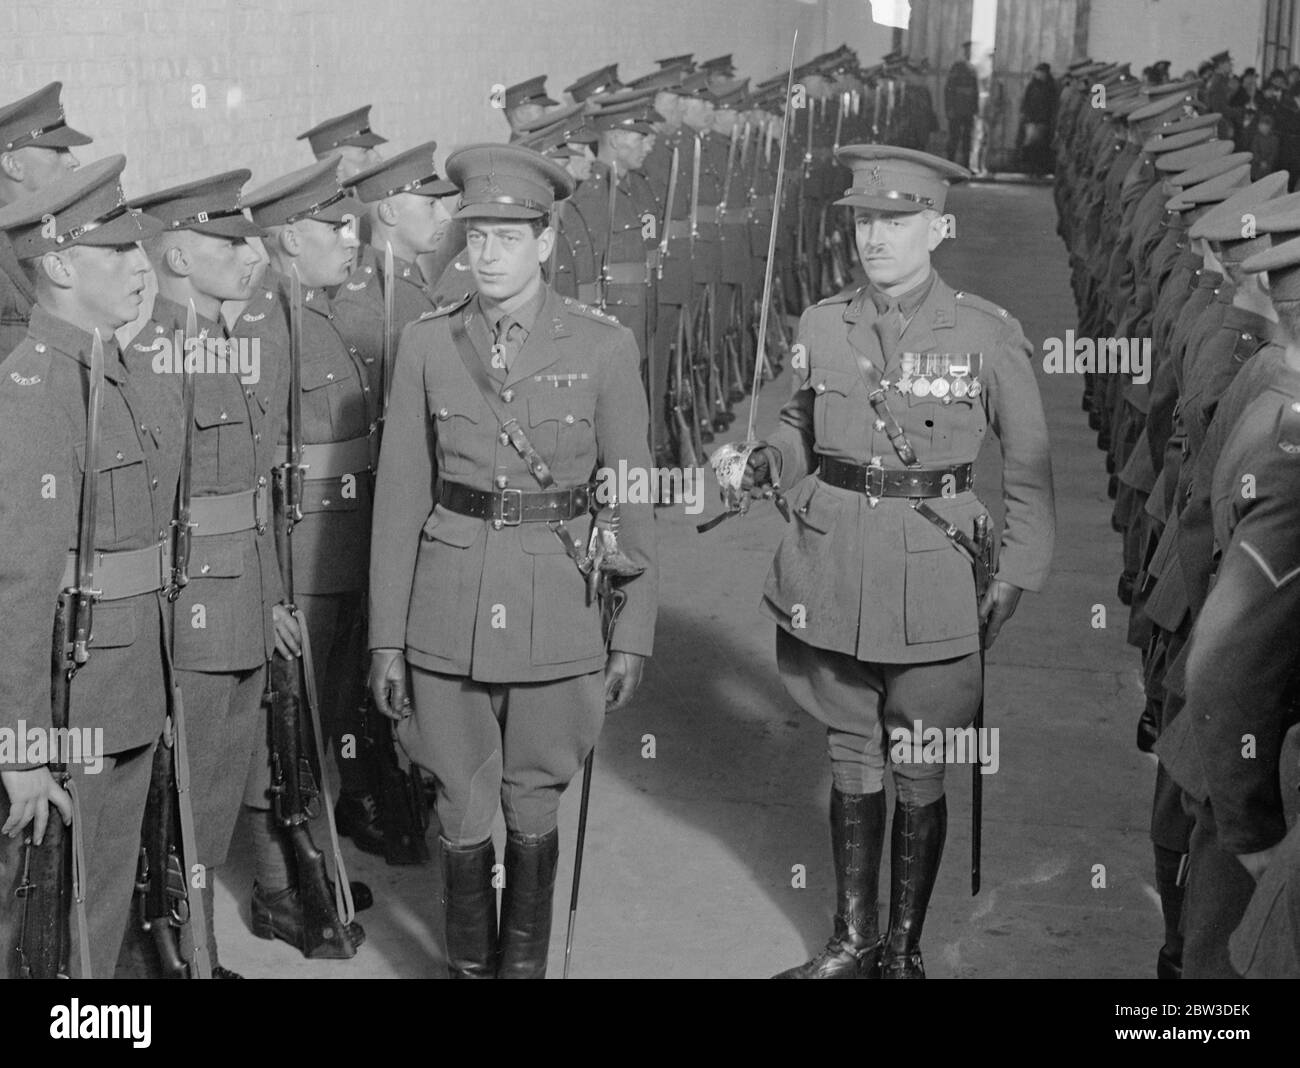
438, 480, 593, 527
276, 434, 373, 479
59, 541, 171, 601
817, 457, 975, 499
189, 482, 270, 536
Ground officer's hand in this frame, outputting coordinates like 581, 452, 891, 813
741, 447, 775, 499
369, 649, 412, 722
1, 768, 73, 844
1237, 845, 1278, 882
979, 579, 1023, 649
604, 651, 645, 712
272, 603, 302, 659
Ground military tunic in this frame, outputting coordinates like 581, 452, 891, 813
762, 273, 1055, 665
0, 305, 182, 978
0, 235, 35, 359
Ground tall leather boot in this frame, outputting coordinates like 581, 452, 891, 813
441, 837, 498, 979
774, 789, 885, 979
882, 796, 947, 979
1154, 844, 1185, 979
497, 829, 560, 979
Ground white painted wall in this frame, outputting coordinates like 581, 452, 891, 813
1086, 0, 1263, 76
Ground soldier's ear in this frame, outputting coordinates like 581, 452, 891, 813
535, 225, 555, 264
277, 225, 300, 257
163, 243, 190, 277
38, 250, 74, 290
0, 151, 21, 182
376, 200, 399, 228
925, 210, 947, 251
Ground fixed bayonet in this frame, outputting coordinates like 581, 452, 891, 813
381, 241, 396, 421
656, 142, 680, 280
72, 329, 106, 665
169, 302, 199, 599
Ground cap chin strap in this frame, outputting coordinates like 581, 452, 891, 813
54, 203, 132, 246
845, 186, 935, 208
282, 188, 348, 224
3, 116, 67, 151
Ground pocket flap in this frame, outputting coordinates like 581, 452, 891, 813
300, 359, 348, 392
421, 503, 483, 548
903, 500, 979, 553
807, 368, 856, 397
188, 538, 244, 578
528, 391, 596, 427
519, 522, 576, 555
89, 601, 138, 650
793, 476, 840, 534
194, 398, 247, 429
76, 434, 144, 473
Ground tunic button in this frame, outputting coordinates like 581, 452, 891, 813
254, 433, 261, 442
35, 343, 45, 353
200, 564, 211, 574
873, 419, 886, 431
349, 347, 357, 355
564, 414, 575, 425
492, 519, 503, 530
499, 431, 510, 445
501, 389, 514, 402
159, 530, 167, 539
151, 478, 158, 488
220, 412, 228, 420
815, 383, 826, 392
325, 373, 334, 381
438, 407, 449, 419
495, 475, 508, 488
363, 386, 370, 392
115, 450, 124, 460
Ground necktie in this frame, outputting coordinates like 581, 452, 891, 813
873, 301, 903, 363
491, 316, 520, 373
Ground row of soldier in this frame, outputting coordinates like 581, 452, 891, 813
1055, 49, 1300, 978
0, 42, 946, 980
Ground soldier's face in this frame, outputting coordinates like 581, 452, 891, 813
612, 131, 650, 171
682, 97, 713, 129
565, 145, 595, 183
855, 208, 942, 291
390, 193, 451, 255
654, 92, 681, 127
713, 109, 737, 134
64, 243, 152, 329
185, 233, 263, 303
509, 103, 547, 130
331, 146, 382, 181
465, 218, 552, 304
9, 145, 80, 194
292, 216, 359, 288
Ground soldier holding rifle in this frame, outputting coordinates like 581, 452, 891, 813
0, 157, 175, 978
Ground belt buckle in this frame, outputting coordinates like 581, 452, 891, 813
573, 484, 591, 514
499, 488, 523, 526
866, 463, 885, 500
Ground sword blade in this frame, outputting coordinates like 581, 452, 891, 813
382, 241, 396, 420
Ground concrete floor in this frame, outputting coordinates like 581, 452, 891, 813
216, 180, 1160, 979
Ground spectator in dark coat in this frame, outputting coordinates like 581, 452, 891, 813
1017, 62, 1058, 176
944, 40, 979, 164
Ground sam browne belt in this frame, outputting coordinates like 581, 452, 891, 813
438, 480, 594, 528
817, 456, 974, 498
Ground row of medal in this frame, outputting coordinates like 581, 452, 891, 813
891, 352, 982, 402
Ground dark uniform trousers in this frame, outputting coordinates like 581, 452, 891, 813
1180, 795, 1256, 979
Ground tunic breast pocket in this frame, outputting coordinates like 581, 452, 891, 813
430, 391, 483, 477
904, 392, 982, 457
527, 391, 596, 473
78, 433, 150, 547
808, 369, 861, 448
300, 358, 355, 437
194, 396, 248, 487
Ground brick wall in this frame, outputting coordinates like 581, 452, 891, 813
1, 0, 893, 197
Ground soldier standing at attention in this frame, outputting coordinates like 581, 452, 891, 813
233, 160, 375, 956
0, 157, 176, 978
743, 146, 1055, 978
368, 144, 657, 979
0, 83, 93, 358
501, 77, 559, 141
124, 169, 294, 976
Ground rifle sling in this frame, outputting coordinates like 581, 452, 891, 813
449, 306, 586, 564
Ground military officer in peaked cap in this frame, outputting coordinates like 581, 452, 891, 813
297, 105, 388, 181
0, 156, 175, 979
368, 143, 657, 979
501, 76, 559, 140
741, 146, 1055, 979
565, 64, 624, 105
0, 82, 94, 358
121, 168, 283, 976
